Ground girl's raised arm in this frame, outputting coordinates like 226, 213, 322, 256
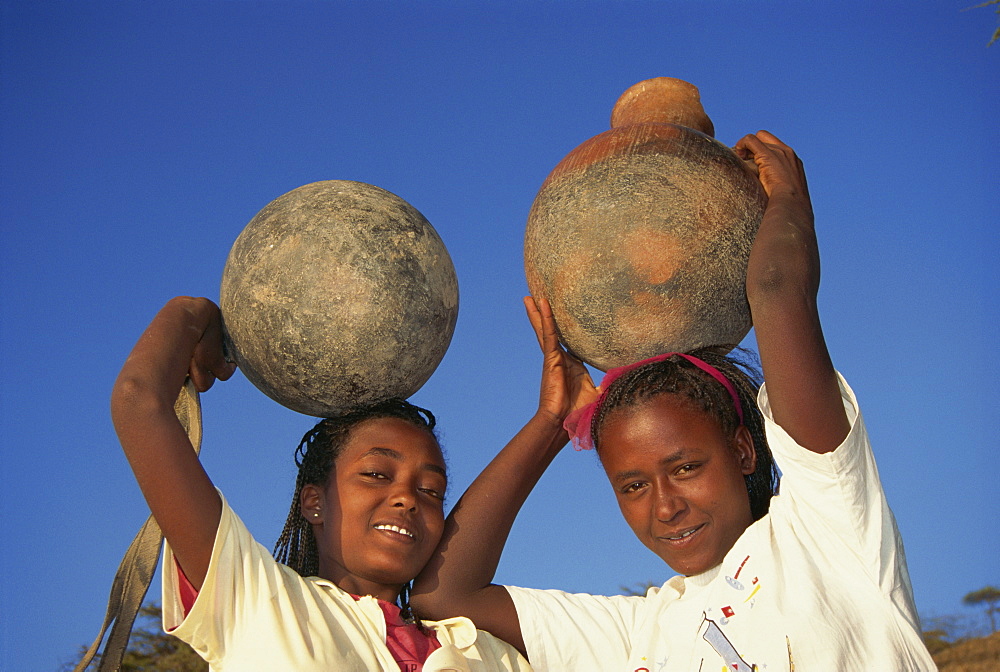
411, 297, 596, 657
736, 131, 851, 453
111, 296, 235, 589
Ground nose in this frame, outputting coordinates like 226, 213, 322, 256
390, 482, 418, 512
652, 481, 686, 523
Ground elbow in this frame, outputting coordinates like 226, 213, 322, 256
746, 261, 788, 298
110, 374, 172, 437
746, 232, 820, 304
746, 260, 819, 307
410, 575, 477, 622
409, 580, 451, 620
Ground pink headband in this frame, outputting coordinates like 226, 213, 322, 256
563, 352, 745, 450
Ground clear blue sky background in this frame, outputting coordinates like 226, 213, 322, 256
1, 1, 996, 668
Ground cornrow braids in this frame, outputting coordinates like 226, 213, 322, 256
272, 398, 438, 579
591, 346, 778, 520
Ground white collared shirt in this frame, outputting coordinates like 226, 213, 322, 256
163, 494, 530, 672
507, 374, 937, 671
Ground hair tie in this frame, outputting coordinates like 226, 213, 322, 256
563, 352, 744, 450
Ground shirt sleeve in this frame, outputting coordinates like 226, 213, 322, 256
504, 585, 645, 671
468, 630, 534, 672
758, 373, 918, 609
161, 492, 287, 666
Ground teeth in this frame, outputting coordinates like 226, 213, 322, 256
374, 524, 413, 538
668, 528, 698, 541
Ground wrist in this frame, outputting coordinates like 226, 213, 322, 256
525, 410, 570, 456
532, 408, 567, 433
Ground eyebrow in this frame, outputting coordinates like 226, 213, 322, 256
611, 449, 691, 483
361, 446, 447, 478
612, 469, 644, 484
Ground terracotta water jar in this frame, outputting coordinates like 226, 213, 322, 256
524, 77, 766, 371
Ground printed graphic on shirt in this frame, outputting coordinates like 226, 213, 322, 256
632, 655, 659, 672
699, 613, 757, 671
716, 554, 760, 624
636, 555, 792, 672
696, 554, 771, 670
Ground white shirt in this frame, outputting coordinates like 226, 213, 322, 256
163, 494, 531, 672
507, 375, 937, 671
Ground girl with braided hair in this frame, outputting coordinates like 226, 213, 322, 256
411, 131, 936, 670
112, 297, 530, 671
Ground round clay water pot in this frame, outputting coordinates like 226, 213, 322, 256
220, 180, 459, 417
524, 77, 766, 371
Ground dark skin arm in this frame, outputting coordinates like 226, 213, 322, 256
411, 297, 597, 657
111, 296, 236, 589
736, 131, 850, 453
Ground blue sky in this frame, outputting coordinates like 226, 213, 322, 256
1, 1, 996, 668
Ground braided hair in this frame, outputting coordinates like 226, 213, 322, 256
272, 397, 438, 622
591, 346, 777, 521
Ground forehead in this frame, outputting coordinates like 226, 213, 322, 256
340, 417, 446, 471
598, 395, 728, 464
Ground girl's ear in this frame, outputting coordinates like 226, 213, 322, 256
734, 425, 757, 475
300, 483, 324, 524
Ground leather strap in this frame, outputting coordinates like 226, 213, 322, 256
74, 379, 202, 671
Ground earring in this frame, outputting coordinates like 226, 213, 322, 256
313, 512, 320, 517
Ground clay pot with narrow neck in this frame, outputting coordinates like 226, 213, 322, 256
524, 77, 766, 371
220, 180, 459, 417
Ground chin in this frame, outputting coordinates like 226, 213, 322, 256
368, 557, 427, 585
658, 551, 719, 577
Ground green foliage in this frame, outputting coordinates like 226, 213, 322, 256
963, 585, 1000, 632
967, 0, 1000, 46
962, 585, 1000, 608
63, 604, 207, 672
924, 613, 981, 646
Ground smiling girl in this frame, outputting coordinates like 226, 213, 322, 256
112, 296, 530, 671
411, 132, 937, 670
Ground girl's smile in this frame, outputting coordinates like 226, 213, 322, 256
373, 523, 416, 539
660, 523, 705, 542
